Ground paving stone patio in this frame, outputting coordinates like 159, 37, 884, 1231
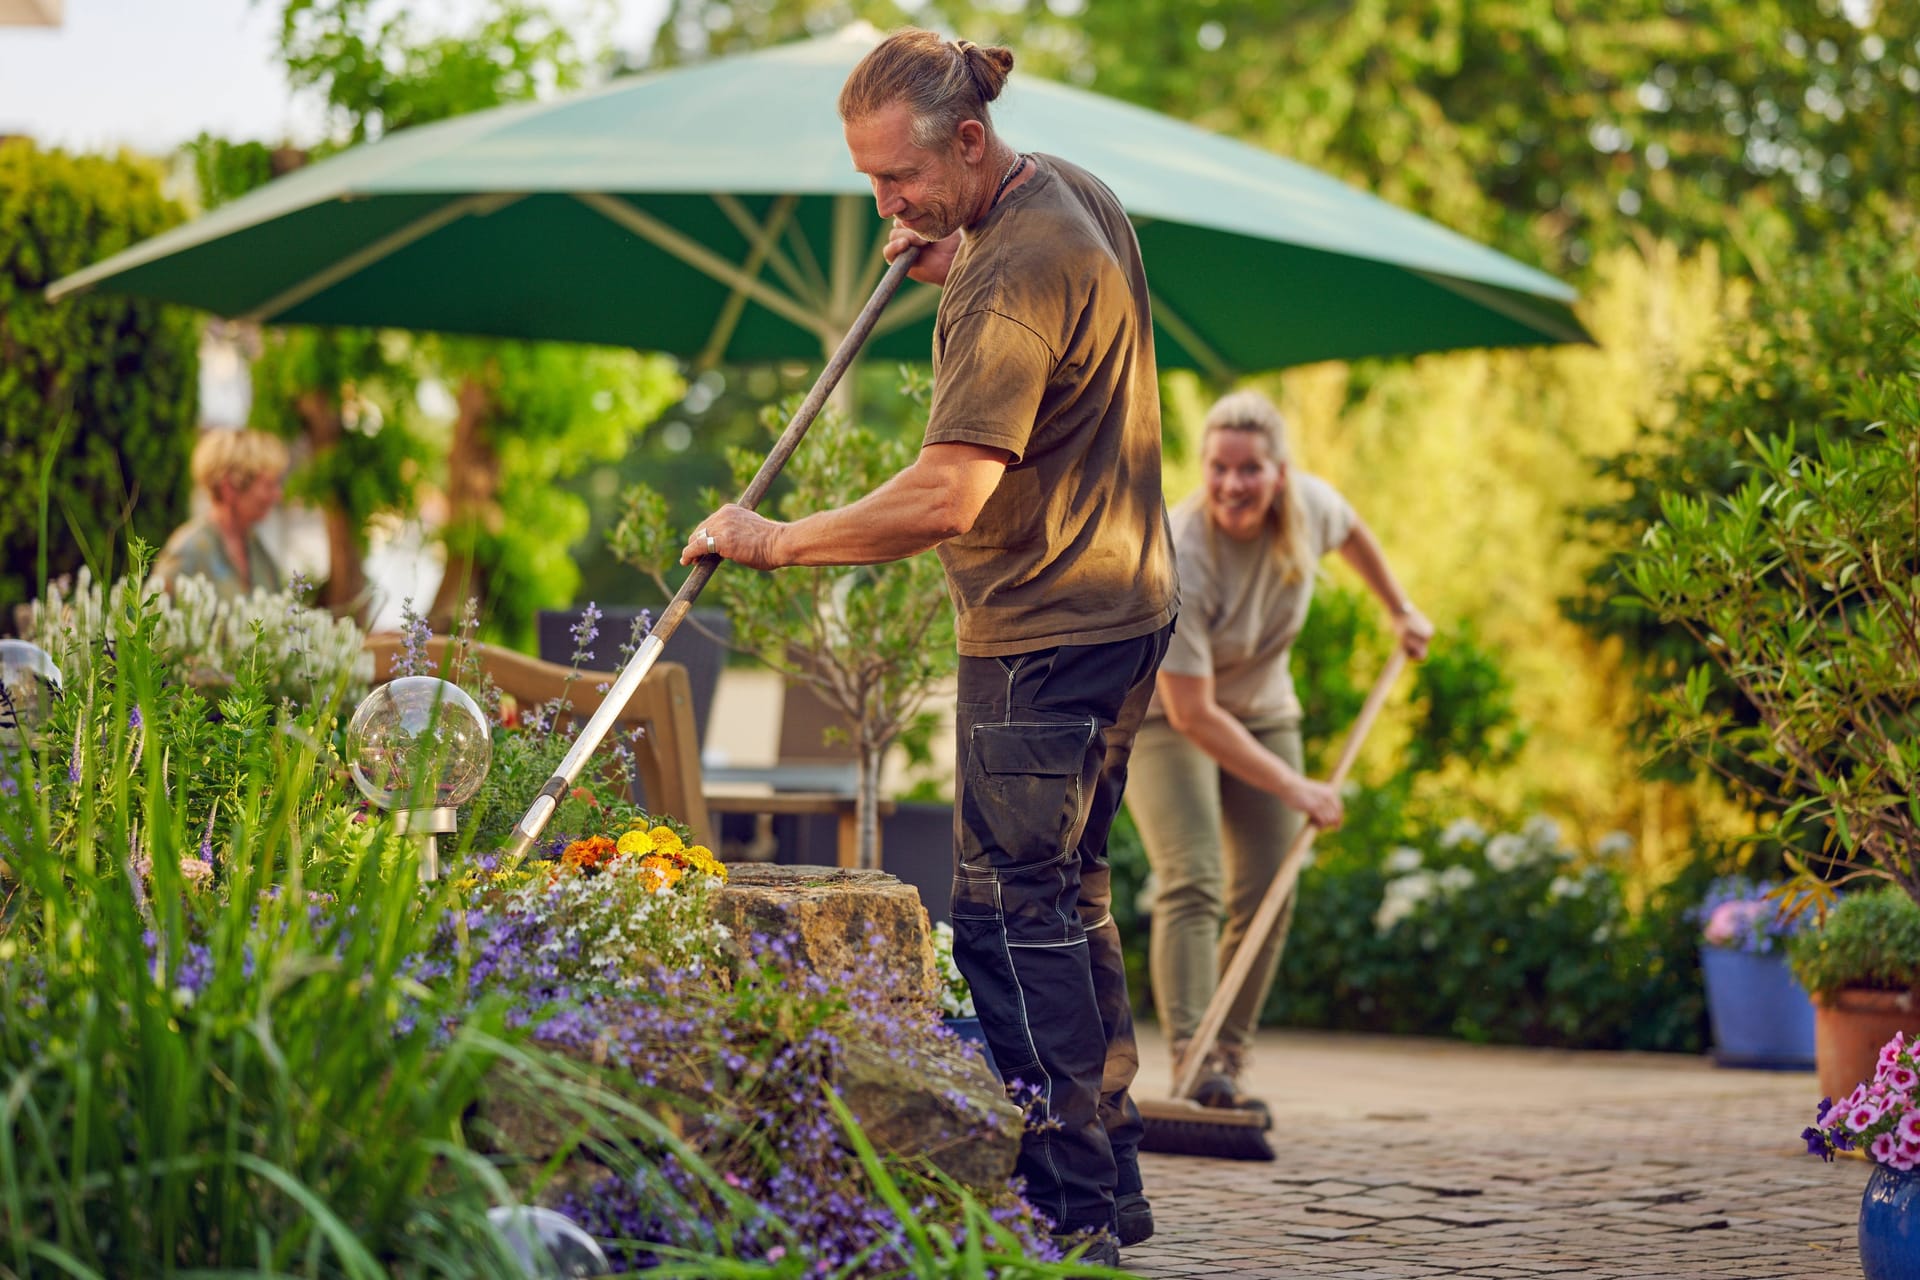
1119, 1026, 1866, 1279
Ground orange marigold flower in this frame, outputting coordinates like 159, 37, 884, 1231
560, 835, 618, 870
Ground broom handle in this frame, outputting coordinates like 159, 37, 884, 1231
501, 245, 922, 863
1170, 649, 1408, 1101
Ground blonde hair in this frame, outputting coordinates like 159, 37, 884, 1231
191, 428, 289, 498
837, 28, 1014, 149
1202, 390, 1312, 585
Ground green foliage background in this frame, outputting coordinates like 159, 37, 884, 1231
0, 140, 199, 608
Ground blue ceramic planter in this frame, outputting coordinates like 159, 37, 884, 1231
1699, 946, 1816, 1069
942, 1015, 1003, 1084
1861, 1163, 1920, 1280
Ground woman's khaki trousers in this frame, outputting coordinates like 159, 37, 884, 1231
1126, 718, 1305, 1058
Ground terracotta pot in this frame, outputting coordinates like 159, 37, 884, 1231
1813, 988, 1920, 1102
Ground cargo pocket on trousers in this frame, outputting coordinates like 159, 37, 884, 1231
958, 718, 1094, 874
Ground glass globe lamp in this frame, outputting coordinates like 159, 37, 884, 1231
485, 1205, 610, 1278
0, 639, 63, 750
345, 677, 490, 881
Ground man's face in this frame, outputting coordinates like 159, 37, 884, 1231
845, 102, 973, 241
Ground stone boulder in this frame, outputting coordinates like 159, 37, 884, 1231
710, 864, 941, 1007
834, 1033, 1022, 1189
478, 865, 1022, 1197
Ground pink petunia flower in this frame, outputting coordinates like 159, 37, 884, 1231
1879, 1034, 1908, 1071
1889, 1066, 1920, 1093
1899, 1113, 1920, 1146
1871, 1133, 1901, 1164
1850, 1101, 1885, 1131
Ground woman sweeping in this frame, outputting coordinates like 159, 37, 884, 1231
1127, 389, 1432, 1111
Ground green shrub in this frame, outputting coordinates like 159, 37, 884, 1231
1788, 887, 1920, 999
1620, 277, 1920, 910
0, 572, 554, 1276
1, 557, 1078, 1274
0, 140, 199, 608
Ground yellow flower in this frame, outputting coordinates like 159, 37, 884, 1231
675, 844, 727, 882
648, 825, 685, 854
616, 829, 651, 857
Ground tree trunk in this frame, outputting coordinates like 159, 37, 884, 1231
296, 389, 365, 620
856, 738, 884, 871
430, 375, 499, 623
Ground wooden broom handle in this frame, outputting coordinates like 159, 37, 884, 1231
1170, 649, 1408, 1101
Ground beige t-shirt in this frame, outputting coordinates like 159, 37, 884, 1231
1147, 473, 1356, 726
922, 154, 1178, 658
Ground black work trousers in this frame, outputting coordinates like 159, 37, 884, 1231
949, 622, 1172, 1234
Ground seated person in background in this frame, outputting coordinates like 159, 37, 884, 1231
150, 428, 289, 600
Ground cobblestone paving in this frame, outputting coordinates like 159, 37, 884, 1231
1118, 1028, 1866, 1279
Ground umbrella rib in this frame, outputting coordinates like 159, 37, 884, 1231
850, 215, 891, 304
827, 195, 865, 329
699, 194, 802, 369
574, 192, 833, 345
241, 193, 525, 323
712, 194, 819, 307
783, 218, 831, 302
1146, 289, 1235, 384
1410, 270, 1595, 345
870, 283, 940, 337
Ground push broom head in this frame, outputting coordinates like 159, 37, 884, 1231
1136, 1097, 1275, 1161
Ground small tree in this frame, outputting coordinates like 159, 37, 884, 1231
0, 141, 199, 610
1621, 285, 1920, 911
610, 392, 955, 870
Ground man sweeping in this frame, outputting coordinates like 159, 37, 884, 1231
681, 27, 1176, 1265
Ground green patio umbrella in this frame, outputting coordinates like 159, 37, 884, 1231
47, 24, 1588, 376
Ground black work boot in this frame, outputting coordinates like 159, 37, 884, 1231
1050, 1227, 1121, 1270
1114, 1151, 1154, 1246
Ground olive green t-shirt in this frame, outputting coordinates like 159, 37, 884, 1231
1147, 473, 1356, 726
923, 154, 1178, 658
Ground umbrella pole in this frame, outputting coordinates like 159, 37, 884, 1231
501, 245, 921, 863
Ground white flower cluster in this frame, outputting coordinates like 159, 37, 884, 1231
1374, 812, 1624, 938
503, 860, 732, 983
1373, 864, 1477, 934
931, 920, 975, 1018
29, 568, 371, 705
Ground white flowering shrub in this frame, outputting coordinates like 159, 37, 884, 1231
26, 567, 370, 707
1272, 814, 1701, 1049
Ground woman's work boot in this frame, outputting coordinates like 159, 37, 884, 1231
1188, 1042, 1271, 1119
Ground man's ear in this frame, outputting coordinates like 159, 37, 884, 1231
954, 118, 988, 165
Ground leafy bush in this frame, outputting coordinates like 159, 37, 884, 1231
1788, 887, 1920, 999
0, 140, 200, 609
1620, 279, 1920, 910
